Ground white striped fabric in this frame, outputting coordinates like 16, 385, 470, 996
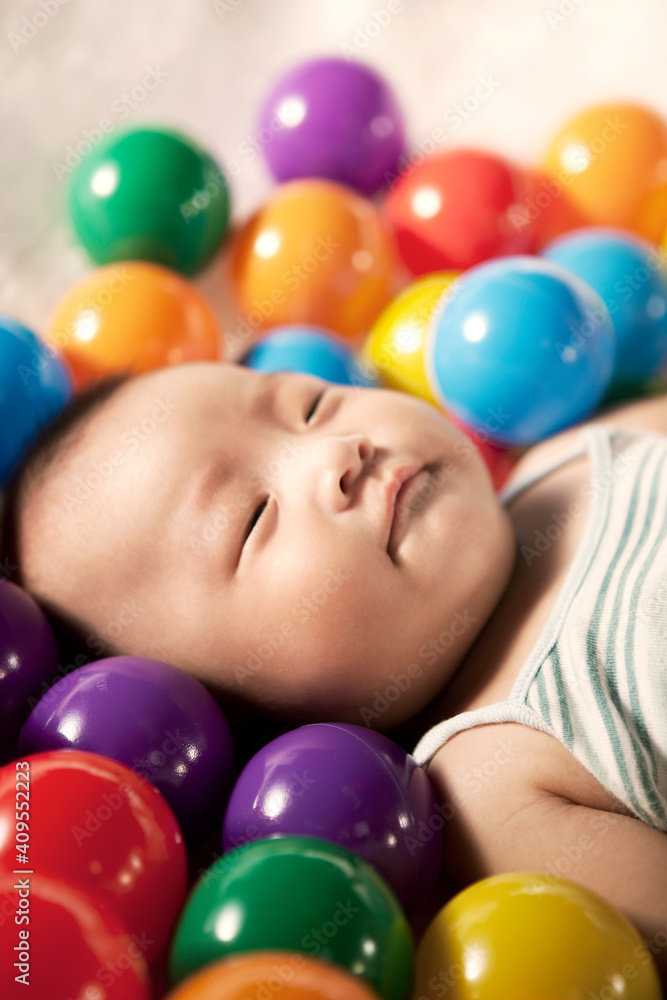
412, 424, 667, 831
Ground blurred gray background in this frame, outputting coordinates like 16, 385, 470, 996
1, 0, 665, 350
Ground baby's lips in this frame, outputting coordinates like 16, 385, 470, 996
387, 465, 428, 555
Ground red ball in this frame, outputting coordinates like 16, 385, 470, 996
0, 751, 188, 967
383, 148, 539, 274
0, 871, 152, 1000
450, 413, 519, 491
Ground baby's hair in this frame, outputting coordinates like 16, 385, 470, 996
0, 370, 132, 589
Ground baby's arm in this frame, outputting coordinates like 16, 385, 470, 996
426, 723, 667, 991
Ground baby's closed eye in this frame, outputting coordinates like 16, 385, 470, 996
244, 498, 269, 544
242, 387, 328, 545
305, 388, 326, 424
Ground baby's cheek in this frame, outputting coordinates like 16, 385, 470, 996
280, 537, 380, 622
286, 565, 361, 648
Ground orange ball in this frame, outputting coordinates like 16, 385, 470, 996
45, 261, 222, 389
229, 179, 401, 341
164, 951, 383, 1000
522, 169, 588, 249
542, 102, 667, 242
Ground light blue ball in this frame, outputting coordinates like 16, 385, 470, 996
542, 227, 667, 391
0, 316, 73, 488
425, 255, 615, 446
240, 325, 378, 387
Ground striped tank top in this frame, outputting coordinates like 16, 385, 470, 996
412, 423, 667, 831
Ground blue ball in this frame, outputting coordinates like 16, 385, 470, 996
0, 317, 73, 487
425, 256, 615, 446
240, 325, 378, 387
542, 227, 667, 389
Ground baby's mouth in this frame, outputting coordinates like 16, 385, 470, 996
388, 465, 435, 557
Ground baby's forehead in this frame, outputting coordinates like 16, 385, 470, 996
23, 367, 217, 573
19, 362, 263, 615
30, 364, 205, 509
97, 361, 245, 432
112, 360, 233, 407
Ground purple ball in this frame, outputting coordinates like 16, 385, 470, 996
221, 722, 443, 916
19, 655, 236, 845
257, 57, 406, 195
0, 580, 59, 764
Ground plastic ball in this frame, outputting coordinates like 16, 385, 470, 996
169, 835, 413, 1000
229, 179, 401, 340
413, 871, 662, 999
44, 261, 221, 389
257, 56, 405, 195
0, 872, 152, 1000
523, 168, 589, 248
67, 125, 230, 275
163, 952, 382, 1000
542, 227, 667, 395
0, 315, 72, 487
383, 149, 539, 275
19, 656, 236, 847
448, 415, 519, 493
426, 255, 616, 445
0, 580, 59, 765
221, 722, 442, 918
542, 102, 667, 242
0, 749, 187, 966
362, 271, 459, 404
240, 324, 378, 386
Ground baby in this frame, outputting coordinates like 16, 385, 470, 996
2, 359, 667, 987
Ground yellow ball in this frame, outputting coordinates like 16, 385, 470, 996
413, 872, 662, 1000
361, 271, 459, 406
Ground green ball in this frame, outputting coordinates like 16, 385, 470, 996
67, 126, 230, 275
168, 835, 414, 1000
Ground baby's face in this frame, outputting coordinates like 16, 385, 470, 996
24, 361, 515, 728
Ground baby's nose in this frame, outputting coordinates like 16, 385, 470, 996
310, 433, 375, 513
